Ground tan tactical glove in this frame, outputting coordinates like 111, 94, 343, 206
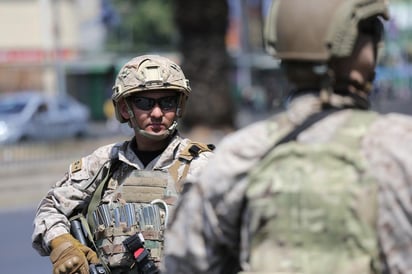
49, 233, 99, 274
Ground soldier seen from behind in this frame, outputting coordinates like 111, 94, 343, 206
162, 0, 412, 273
32, 54, 214, 274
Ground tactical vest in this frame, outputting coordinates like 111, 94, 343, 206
243, 110, 380, 274
74, 141, 213, 272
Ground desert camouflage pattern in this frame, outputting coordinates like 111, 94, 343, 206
162, 94, 412, 274
91, 169, 175, 269
32, 133, 213, 260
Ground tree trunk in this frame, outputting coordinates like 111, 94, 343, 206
173, 0, 235, 130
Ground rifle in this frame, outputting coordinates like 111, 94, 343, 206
70, 219, 107, 274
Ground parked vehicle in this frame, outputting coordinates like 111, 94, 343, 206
0, 91, 90, 144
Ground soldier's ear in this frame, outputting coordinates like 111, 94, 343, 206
118, 98, 131, 119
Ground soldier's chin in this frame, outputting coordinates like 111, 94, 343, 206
149, 130, 166, 136
148, 126, 166, 134
138, 128, 169, 140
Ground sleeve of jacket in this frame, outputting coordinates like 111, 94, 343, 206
162, 172, 248, 274
185, 149, 214, 184
363, 113, 412, 273
31, 143, 116, 256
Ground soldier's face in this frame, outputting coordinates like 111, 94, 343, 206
330, 33, 377, 85
120, 91, 178, 137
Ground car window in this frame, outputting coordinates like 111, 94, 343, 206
0, 101, 26, 115
58, 101, 70, 111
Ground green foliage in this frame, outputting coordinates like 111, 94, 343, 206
106, 0, 177, 53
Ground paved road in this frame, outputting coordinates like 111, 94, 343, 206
0, 207, 52, 274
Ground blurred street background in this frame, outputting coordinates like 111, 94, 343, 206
1, 0, 412, 273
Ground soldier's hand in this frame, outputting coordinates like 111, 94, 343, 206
49, 233, 99, 274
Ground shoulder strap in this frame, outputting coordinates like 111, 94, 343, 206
178, 141, 215, 160
169, 141, 215, 192
86, 157, 122, 233
68, 157, 121, 274
261, 108, 341, 159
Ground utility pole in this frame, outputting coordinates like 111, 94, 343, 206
40, 0, 66, 97
51, 0, 66, 98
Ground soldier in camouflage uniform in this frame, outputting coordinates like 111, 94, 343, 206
32, 55, 214, 274
162, 0, 412, 273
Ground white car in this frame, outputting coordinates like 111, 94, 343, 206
0, 91, 90, 144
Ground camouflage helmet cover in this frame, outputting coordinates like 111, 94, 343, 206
264, 0, 389, 62
112, 55, 191, 122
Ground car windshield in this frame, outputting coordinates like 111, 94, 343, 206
0, 101, 27, 115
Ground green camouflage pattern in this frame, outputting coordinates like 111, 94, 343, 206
246, 111, 379, 273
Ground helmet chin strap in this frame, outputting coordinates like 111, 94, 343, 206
134, 120, 178, 141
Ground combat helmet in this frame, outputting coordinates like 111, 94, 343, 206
264, 0, 389, 62
112, 55, 191, 139
112, 55, 191, 121
264, 0, 389, 108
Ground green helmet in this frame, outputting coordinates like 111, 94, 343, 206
264, 0, 389, 62
112, 55, 191, 123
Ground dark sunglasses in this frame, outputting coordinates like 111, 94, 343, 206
129, 96, 178, 111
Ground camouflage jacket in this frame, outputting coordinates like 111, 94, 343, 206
162, 94, 412, 274
32, 133, 213, 256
